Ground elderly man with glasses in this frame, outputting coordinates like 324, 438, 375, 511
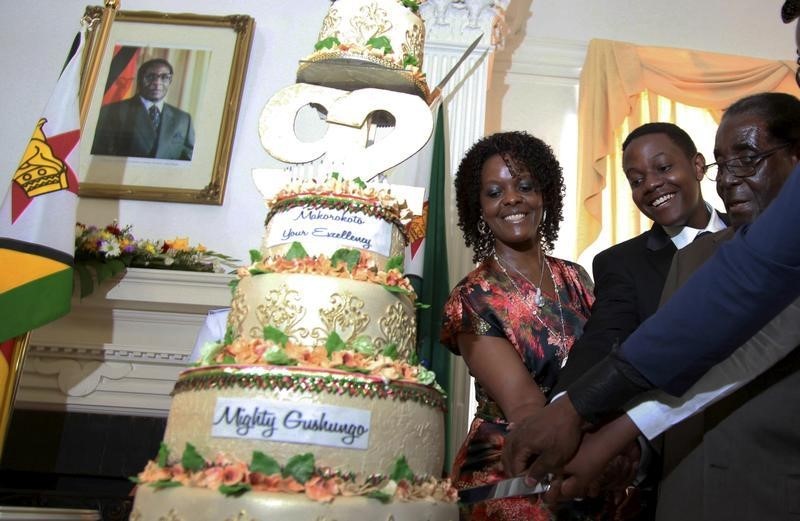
91, 57, 195, 160
501, 2, 800, 518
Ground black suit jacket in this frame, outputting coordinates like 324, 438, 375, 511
551, 223, 677, 396
91, 97, 194, 160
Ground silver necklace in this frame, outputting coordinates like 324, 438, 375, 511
493, 253, 568, 356
495, 250, 546, 306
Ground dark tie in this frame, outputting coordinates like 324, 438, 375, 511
693, 230, 712, 242
148, 105, 160, 131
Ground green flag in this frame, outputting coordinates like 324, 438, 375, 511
416, 104, 453, 471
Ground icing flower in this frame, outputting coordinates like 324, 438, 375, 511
304, 476, 340, 502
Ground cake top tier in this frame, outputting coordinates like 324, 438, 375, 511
296, 0, 429, 100
266, 176, 413, 231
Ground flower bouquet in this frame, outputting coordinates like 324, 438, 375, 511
74, 221, 239, 297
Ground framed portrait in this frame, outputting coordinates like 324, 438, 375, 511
79, 8, 255, 204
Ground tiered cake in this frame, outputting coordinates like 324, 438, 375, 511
129, 178, 457, 520
296, 0, 430, 100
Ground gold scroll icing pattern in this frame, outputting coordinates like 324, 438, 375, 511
227, 286, 249, 337
403, 23, 424, 64
312, 292, 370, 344
318, 7, 340, 39
351, 2, 393, 43
375, 301, 415, 358
253, 284, 309, 342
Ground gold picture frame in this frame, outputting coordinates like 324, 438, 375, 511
79, 8, 254, 204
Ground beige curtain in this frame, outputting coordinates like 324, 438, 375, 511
576, 38, 796, 255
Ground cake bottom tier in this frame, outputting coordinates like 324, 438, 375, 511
130, 485, 459, 521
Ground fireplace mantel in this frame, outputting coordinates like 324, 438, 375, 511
17, 268, 234, 417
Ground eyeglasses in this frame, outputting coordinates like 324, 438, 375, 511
143, 73, 172, 83
704, 143, 792, 182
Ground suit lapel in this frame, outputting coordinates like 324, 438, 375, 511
644, 223, 677, 281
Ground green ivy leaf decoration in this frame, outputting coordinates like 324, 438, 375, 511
149, 480, 182, 490
156, 442, 169, 467
401, 0, 420, 13
402, 54, 420, 68
263, 345, 298, 366
366, 36, 393, 54
249, 249, 263, 263
352, 177, 367, 189
222, 354, 237, 365
181, 443, 206, 472
326, 331, 347, 357
382, 343, 399, 360
285, 242, 309, 260
351, 335, 376, 356
416, 366, 437, 386
315, 36, 341, 50
415, 301, 431, 309
408, 349, 420, 366
330, 248, 361, 271
251, 451, 281, 476
283, 453, 315, 483
331, 171, 340, 180
228, 278, 240, 294
263, 326, 289, 347
389, 456, 414, 482
219, 483, 252, 497
367, 490, 392, 504
128, 476, 141, 484
223, 326, 236, 346
385, 256, 404, 273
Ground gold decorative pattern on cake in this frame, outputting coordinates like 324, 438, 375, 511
314, 292, 370, 344
227, 286, 249, 337
403, 23, 424, 64
351, 2, 392, 43
376, 301, 415, 358
254, 284, 309, 341
318, 7, 340, 38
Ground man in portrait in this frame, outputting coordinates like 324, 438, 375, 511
91, 58, 195, 161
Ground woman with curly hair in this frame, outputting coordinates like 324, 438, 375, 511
441, 131, 595, 520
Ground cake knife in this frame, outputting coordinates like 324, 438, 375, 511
458, 476, 551, 504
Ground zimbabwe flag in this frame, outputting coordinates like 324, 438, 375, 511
0, 31, 84, 344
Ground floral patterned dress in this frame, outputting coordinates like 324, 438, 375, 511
441, 256, 595, 521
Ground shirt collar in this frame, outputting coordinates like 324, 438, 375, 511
139, 96, 165, 112
667, 203, 728, 250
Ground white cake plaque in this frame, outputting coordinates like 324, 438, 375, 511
265, 206, 393, 256
211, 397, 371, 450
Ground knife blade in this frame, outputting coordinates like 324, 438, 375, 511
458, 476, 551, 504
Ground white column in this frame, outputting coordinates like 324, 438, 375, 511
420, 0, 508, 467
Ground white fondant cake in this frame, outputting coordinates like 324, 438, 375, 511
129, 179, 457, 520
131, 486, 457, 521
296, 0, 430, 99
260, 177, 411, 270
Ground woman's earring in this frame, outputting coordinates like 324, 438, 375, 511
541, 209, 547, 226
477, 218, 489, 236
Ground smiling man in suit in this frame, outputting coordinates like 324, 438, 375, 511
91, 58, 195, 161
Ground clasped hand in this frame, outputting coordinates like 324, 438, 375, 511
502, 395, 640, 504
